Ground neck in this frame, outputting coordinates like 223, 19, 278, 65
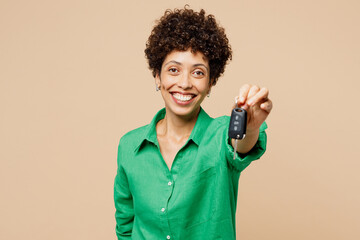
157, 107, 200, 141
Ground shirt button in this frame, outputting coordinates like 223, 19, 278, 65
167, 236, 171, 239
168, 181, 172, 186
161, 208, 165, 212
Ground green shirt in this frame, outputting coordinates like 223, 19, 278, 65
114, 108, 267, 240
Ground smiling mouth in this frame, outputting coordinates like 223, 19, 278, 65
171, 92, 196, 102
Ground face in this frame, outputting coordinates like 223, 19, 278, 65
156, 49, 212, 119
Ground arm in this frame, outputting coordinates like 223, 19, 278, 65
232, 84, 273, 154
114, 145, 134, 239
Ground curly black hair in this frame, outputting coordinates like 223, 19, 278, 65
145, 6, 232, 86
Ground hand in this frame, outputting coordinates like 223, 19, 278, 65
234, 84, 273, 132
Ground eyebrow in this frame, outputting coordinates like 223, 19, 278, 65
193, 64, 209, 72
163, 61, 209, 72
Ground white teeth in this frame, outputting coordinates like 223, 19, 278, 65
172, 93, 193, 102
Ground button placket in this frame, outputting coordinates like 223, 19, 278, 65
162, 172, 175, 240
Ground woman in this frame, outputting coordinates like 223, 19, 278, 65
114, 7, 272, 240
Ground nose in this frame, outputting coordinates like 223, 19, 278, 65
178, 72, 192, 89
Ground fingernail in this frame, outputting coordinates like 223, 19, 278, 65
240, 97, 245, 103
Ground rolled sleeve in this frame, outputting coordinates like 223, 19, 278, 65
225, 122, 268, 172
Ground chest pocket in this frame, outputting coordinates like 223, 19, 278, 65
172, 164, 217, 229
168, 141, 219, 229
187, 166, 217, 228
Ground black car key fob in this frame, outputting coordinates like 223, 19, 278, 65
229, 108, 247, 139
229, 108, 247, 159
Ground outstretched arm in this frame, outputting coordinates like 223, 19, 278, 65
232, 84, 273, 154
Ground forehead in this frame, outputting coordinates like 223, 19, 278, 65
163, 49, 209, 66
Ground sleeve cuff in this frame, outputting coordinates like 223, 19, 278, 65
225, 121, 267, 172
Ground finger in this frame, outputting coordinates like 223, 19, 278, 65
247, 85, 261, 101
233, 100, 250, 111
260, 99, 273, 113
236, 84, 251, 106
247, 87, 269, 106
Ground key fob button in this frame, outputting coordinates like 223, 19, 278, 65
228, 108, 247, 140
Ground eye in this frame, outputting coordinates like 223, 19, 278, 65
193, 70, 205, 76
168, 67, 179, 73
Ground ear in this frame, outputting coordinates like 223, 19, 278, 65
155, 71, 161, 87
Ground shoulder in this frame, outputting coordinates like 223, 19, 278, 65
118, 124, 149, 148
116, 124, 150, 167
214, 115, 230, 124
211, 115, 230, 131
197, 115, 230, 141
118, 124, 149, 155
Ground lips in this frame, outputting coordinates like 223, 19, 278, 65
170, 92, 197, 104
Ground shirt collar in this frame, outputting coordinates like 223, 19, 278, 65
188, 107, 213, 145
134, 107, 213, 152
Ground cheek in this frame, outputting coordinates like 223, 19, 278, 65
162, 82, 173, 90
195, 81, 210, 93
160, 76, 175, 89
164, 77, 174, 85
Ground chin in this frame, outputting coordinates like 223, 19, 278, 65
166, 103, 201, 119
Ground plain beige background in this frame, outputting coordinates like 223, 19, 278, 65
1, 0, 359, 239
